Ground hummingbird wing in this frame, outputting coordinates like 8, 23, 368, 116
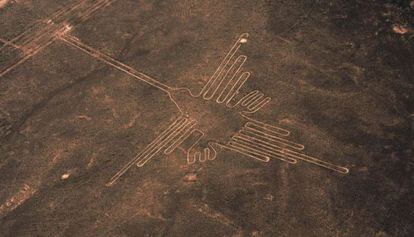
106, 116, 197, 186
198, 33, 271, 113
200, 33, 249, 101
224, 117, 349, 174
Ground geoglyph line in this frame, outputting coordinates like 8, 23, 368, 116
59, 32, 349, 182
281, 149, 349, 174
0, 37, 21, 49
106, 116, 189, 186
210, 54, 247, 102
225, 142, 272, 163
216, 55, 247, 103
135, 117, 193, 167
0, 0, 117, 78
230, 135, 298, 162
201, 33, 249, 98
240, 125, 304, 150
0, 1, 349, 184
2, 0, 87, 50
229, 121, 349, 173
60, 34, 173, 93
164, 120, 197, 155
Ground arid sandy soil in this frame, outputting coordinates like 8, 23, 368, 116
0, 0, 413, 236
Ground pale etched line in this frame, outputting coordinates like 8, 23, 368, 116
18, 0, 88, 46
106, 117, 185, 186
164, 119, 197, 154
281, 149, 349, 174
192, 151, 201, 163
77, 0, 111, 22
19, 24, 54, 48
49, 0, 90, 22
202, 147, 210, 162
201, 33, 249, 99
212, 55, 247, 102
0, 0, 84, 51
137, 119, 191, 167
241, 115, 290, 137
135, 118, 190, 167
60, 34, 173, 93
4, 22, 57, 54
244, 121, 294, 140
220, 70, 249, 104
51, 0, 87, 19
241, 125, 304, 150
78, 0, 116, 23
229, 137, 297, 164
241, 90, 261, 106
206, 142, 218, 160
66, 0, 116, 24
234, 132, 302, 155
246, 97, 271, 113
198, 149, 207, 162
225, 142, 270, 163
0, 37, 21, 49
61, 31, 348, 174
1, 21, 42, 52
22, 24, 63, 53
0, 0, 117, 78
0, 39, 55, 78
186, 129, 205, 164
233, 127, 348, 173
225, 72, 250, 107
247, 93, 264, 108
188, 150, 202, 164
246, 92, 265, 109
197, 144, 217, 162
111, 117, 184, 181
231, 134, 299, 163
216, 55, 247, 103
19, 0, 111, 47
184, 137, 218, 163
202, 40, 241, 98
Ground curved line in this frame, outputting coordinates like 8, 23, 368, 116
228, 140, 297, 164
282, 149, 349, 174
245, 97, 271, 113
215, 55, 247, 103
201, 33, 249, 98
247, 93, 265, 110
240, 114, 291, 137
225, 72, 251, 108
241, 90, 260, 106
164, 119, 197, 154
241, 126, 304, 150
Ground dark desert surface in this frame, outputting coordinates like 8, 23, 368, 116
0, 0, 413, 236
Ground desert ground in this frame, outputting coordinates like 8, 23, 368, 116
0, 0, 413, 236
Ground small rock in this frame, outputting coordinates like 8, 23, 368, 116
392, 24, 408, 34
77, 115, 92, 121
183, 173, 197, 182
264, 194, 274, 201
61, 173, 71, 180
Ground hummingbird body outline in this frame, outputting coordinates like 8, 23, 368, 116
0, 1, 349, 188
